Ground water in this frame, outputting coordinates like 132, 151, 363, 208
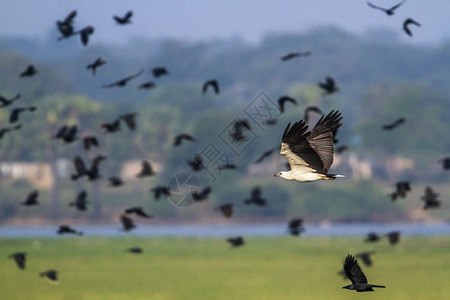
1, 222, 450, 238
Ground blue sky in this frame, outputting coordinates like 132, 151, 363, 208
1, 0, 449, 45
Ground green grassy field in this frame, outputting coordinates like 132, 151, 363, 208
1, 236, 450, 300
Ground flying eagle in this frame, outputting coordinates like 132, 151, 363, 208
275, 110, 344, 182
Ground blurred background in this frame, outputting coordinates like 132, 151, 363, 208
0, 0, 449, 229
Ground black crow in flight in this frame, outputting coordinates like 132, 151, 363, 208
136, 160, 156, 177
0, 125, 22, 140
124, 207, 152, 218
227, 236, 245, 247
69, 190, 88, 211
57, 225, 83, 236
102, 69, 144, 88
202, 79, 220, 94
281, 51, 311, 61
56, 10, 77, 40
40, 269, 59, 284
173, 134, 196, 147
113, 10, 133, 25
19, 65, 37, 77
382, 117, 405, 130
355, 251, 376, 267
9, 252, 27, 270
188, 154, 204, 172
152, 67, 168, 77
120, 215, 136, 232
244, 187, 266, 206
0, 93, 21, 108
342, 255, 385, 292
367, 1, 405, 15
82, 136, 99, 151
21, 190, 39, 206
217, 203, 233, 218
421, 187, 441, 210
318, 76, 339, 95
277, 96, 297, 113
9, 106, 36, 123
288, 218, 305, 236
403, 18, 421, 37
150, 186, 170, 200
86, 57, 106, 75
79, 25, 95, 46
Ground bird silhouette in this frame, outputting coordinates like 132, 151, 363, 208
173, 133, 196, 147
56, 10, 77, 40
421, 187, 441, 210
288, 218, 305, 236
136, 160, 156, 177
382, 117, 405, 130
86, 57, 106, 75
71, 155, 106, 181
120, 215, 136, 231
102, 119, 121, 133
364, 232, 381, 243
254, 147, 278, 164
355, 251, 376, 267
108, 176, 124, 187
9, 106, 36, 123
138, 81, 156, 89
216, 163, 238, 171
403, 18, 421, 37
0, 93, 21, 108
388, 181, 411, 201
367, 1, 405, 15
217, 203, 233, 218
54, 125, 78, 143
124, 207, 152, 218
336, 145, 348, 154
438, 157, 450, 170
318, 76, 339, 95
192, 187, 211, 202
277, 96, 297, 113
19, 65, 37, 77
103, 69, 144, 88
342, 255, 385, 292
0, 124, 22, 140
303, 106, 324, 124
152, 67, 168, 77
79, 25, 95, 46
69, 190, 88, 211
188, 154, 204, 172
57, 225, 83, 235
82, 136, 99, 151
227, 236, 245, 247
385, 231, 400, 245
40, 269, 59, 284
202, 79, 220, 94
150, 186, 170, 200
244, 187, 266, 206
21, 190, 39, 206
281, 51, 311, 61
119, 113, 137, 130
126, 247, 143, 254
113, 10, 133, 25
9, 252, 26, 270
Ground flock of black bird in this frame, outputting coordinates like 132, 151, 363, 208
3, 1, 448, 293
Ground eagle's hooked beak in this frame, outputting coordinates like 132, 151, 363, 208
274, 173, 279, 177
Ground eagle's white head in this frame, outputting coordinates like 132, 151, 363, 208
274, 171, 295, 180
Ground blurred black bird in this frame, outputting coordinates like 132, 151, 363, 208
126, 247, 143, 254
336, 145, 348, 154
79, 25, 95, 46
9, 106, 36, 123
217, 203, 234, 218
244, 187, 266, 206
125, 207, 152, 218
54, 125, 78, 143
278, 96, 297, 113
71, 156, 89, 180
102, 69, 144, 88
254, 147, 278, 164
0, 93, 21, 108
82, 135, 99, 151
367, 1, 405, 15
192, 187, 211, 202
19, 65, 37, 77
56, 10, 77, 40
120, 215, 136, 232
108, 176, 124, 187
150, 186, 170, 200
438, 157, 450, 170
403, 18, 421, 37
288, 218, 305, 236
364, 232, 381, 243
355, 251, 376, 267
119, 112, 137, 130
138, 81, 156, 89
113, 10, 133, 25
136, 160, 156, 177
385, 231, 400, 245
388, 181, 411, 201
69, 190, 88, 211
21, 190, 39, 206
227, 236, 245, 247
216, 163, 238, 171
303, 105, 324, 124
102, 120, 121, 133
421, 187, 441, 210
71, 155, 106, 181
342, 254, 385, 292
40, 269, 59, 284
382, 117, 405, 130
188, 154, 204, 172
318, 76, 339, 95
0, 124, 22, 140
152, 67, 168, 77
173, 133, 196, 147
86, 57, 106, 76
264, 119, 277, 126
202, 79, 220, 94
57, 225, 83, 236
281, 51, 311, 61
9, 252, 26, 270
